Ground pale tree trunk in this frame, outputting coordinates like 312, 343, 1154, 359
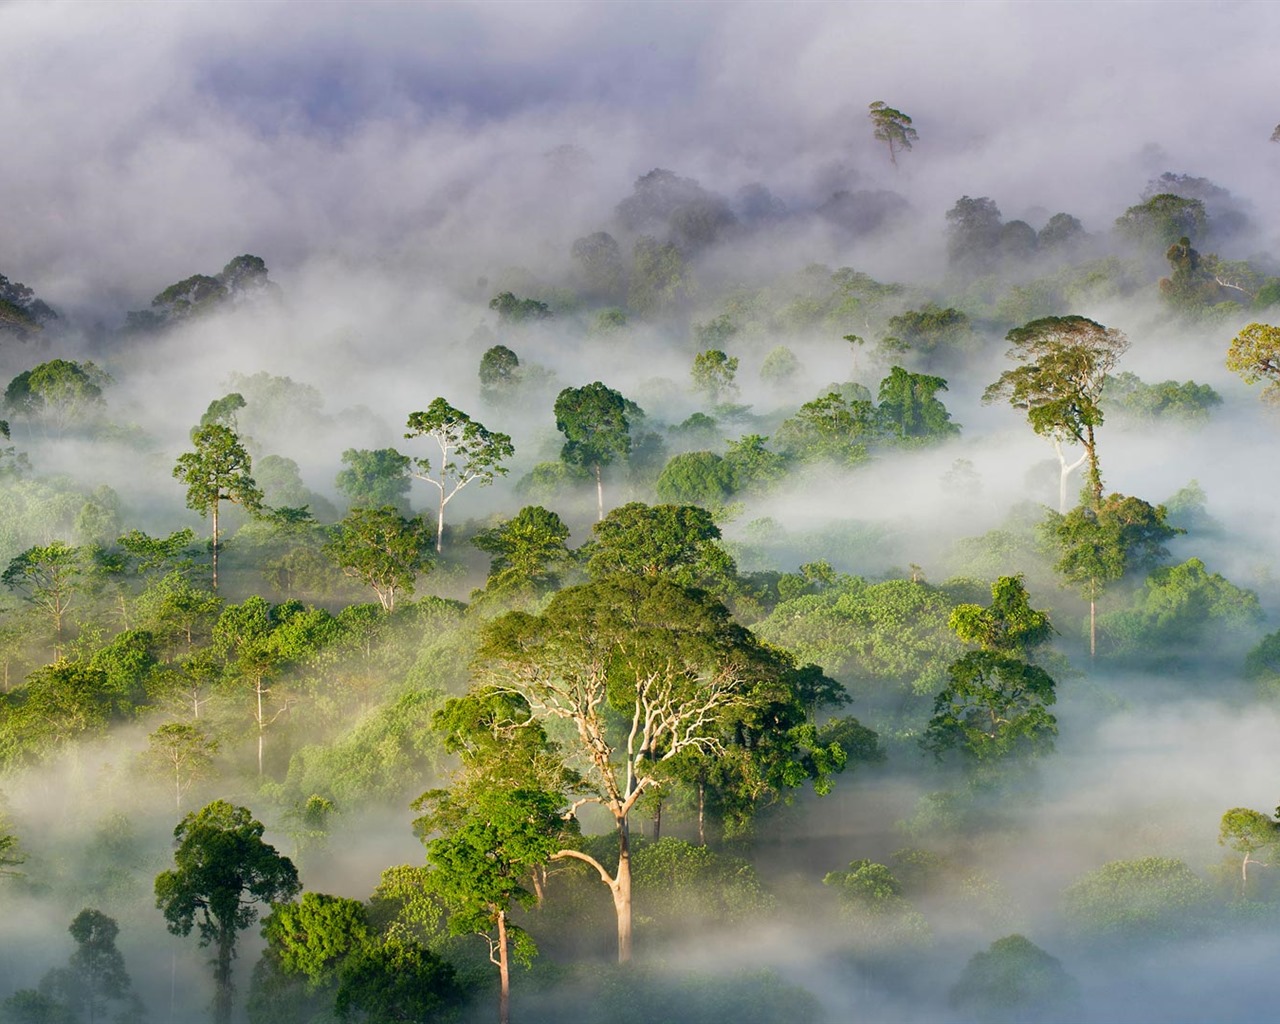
436, 487, 446, 555
496, 909, 511, 1024
612, 819, 632, 963
211, 499, 220, 591
697, 780, 706, 847
551, 815, 634, 963
255, 676, 267, 776
595, 463, 605, 522
1052, 438, 1089, 513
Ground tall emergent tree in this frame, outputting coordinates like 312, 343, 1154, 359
376, 690, 577, 1024
3, 541, 84, 657
868, 101, 918, 168
554, 382, 632, 520
1226, 322, 1280, 404
1218, 806, 1280, 895
984, 316, 1129, 510
335, 448, 411, 514
173, 423, 264, 589
143, 722, 218, 810
475, 575, 821, 963
41, 908, 141, 1024
1042, 493, 1179, 657
154, 801, 300, 1024
323, 505, 433, 612
404, 398, 514, 553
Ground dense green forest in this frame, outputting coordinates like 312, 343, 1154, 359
4, 5, 1280, 1023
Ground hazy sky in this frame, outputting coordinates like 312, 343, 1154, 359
3, 1, 1278, 312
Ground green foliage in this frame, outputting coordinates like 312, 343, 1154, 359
1042, 493, 1180, 603
631, 837, 773, 929
323, 506, 433, 611
883, 305, 971, 366
1159, 236, 1229, 310
1105, 372, 1221, 423
173, 423, 263, 586
1099, 558, 1262, 666
418, 785, 567, 961
1226, 321, 1280, 404
39, 908, 141, 1024
201, 392, 246, 430
628, 235, 691, 317
155, 800, 300, 1024
335, 448, 411, 514
0, 990, 74, 1024
922, 651, 1058, 762
950, 934, 1080, 1024
754, 576, 964, 707
489, 291, 552, 323
1061, 856, 1214, 937
405, 397, 515, 551
759, 345, 799, 388
985, 315, 1129, 504
1219, 807, 1280, 860
478, 344, 521, 400
3, 360, 109, 435
262, 893, 371, 991
142, 721, 218, 810
691, 349, 739, 404
472, 504, 572, 599
585, 502, 736, 591
1245, 630, 1280, 696
571, 231, 625, 300
1115, 193, 1207, 248
875, 365, 960, 442
2, 540, 84, 649
654, 451, 738, 508
554, 382, 631, 473
128, 255, 276, 330
0, 662, 120, 768
282, 688, 447, 806
333, 936, 463, 1023
867, 100, 918, 166
948, 575, 1053, 657
823, 858, 904, 912
774, 390, 874, 466
946, 196, 1004, 276
723, 434, 787, 494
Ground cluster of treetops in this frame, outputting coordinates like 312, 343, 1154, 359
2, 120, 1280, 1023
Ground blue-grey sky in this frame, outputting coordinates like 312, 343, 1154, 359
2, 1, 1277, 310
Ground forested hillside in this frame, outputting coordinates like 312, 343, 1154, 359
3, 5, 1280, 1023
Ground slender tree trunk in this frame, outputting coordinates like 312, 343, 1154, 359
256, 678, 265, 776
213, 928, 234, 1024
594, 463, 605, 522
436, 485, 446, 555
651, 800, 662, 843
497, 909, 511, 1024
1084, 425, 1103, 507
1089, 589, 1097, 660
612, 819, 632, 963
1053, 438, 1088, 513
211, 499, 220, 591
697, 780, 706, 847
